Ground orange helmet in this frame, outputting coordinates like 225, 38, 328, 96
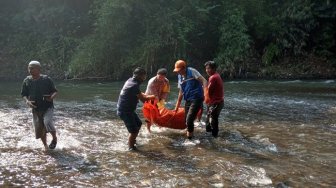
173, 60, 186, 72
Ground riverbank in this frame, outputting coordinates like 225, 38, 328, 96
1, 56, 335, 81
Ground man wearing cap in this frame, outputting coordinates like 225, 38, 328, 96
117, 67, 156, 151
173, 60, 207, 139
21, 61, 58, 150
144, 68, 170, 132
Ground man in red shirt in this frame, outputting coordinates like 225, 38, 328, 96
204, 61, 224, 137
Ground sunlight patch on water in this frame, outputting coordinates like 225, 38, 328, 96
54, 130, 82, 150
171, 138, 201, 147
17, 136, 43, 149
244, 166, 273, 186
324, 80, 335, 83
201, 160, 274, 187
250, 135, 278, 152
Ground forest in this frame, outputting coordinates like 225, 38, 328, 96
0, 0, 335, 80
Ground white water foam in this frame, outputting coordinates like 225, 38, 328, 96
172, 139, 200, 147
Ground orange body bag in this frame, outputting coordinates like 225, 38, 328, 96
143, 100, 202, 130
143, 101, 186, 129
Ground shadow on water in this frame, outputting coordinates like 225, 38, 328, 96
46, 149, 100, 174
198, 129, 279, 159
142, 128, 280, 166
137, 149, 199, 174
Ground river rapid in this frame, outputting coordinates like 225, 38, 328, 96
0, 80, 335, 187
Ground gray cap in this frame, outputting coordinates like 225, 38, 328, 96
28, 61, 41, 67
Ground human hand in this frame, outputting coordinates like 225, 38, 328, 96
26, 100, 37, 108
157, 99, 165, 109
148, 95, 156, 100
204, 97, 210, 104
43, 95, 52, 102
204, 88, 210, 104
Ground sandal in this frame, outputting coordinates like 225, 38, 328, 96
49, 139, 57, 149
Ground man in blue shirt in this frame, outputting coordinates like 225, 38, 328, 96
117, 67, 155, 151
173, 60, 207, 139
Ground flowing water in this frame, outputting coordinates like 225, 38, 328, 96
0, 80, 335, 187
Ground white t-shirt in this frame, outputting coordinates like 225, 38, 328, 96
145, 76, 170, 100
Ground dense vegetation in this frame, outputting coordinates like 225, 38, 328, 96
0, 0, 335, 80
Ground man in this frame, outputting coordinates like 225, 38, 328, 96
21, 61, 58, 150
204, 61, 224, 138
145, 68, 170, 105
117, 67, 155, 151
173, 60, 207, 139
144, 68, 170, 132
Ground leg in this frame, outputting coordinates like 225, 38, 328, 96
205, 105, 212, 132
128, 131, 139, 150
33, 111, 47, 150
40, 132, 48, 150
185, 99, 203, 138
196, 104, 203, 122
184, 101, 191, 124
145, 119, 151, 133
210, 102, 224, 137
48, 131, 57, 149
44, 108, 57, 149
50, 131, 57, 142
184, 101, 192, 138
134, 113, 142, 146
119, 111, 142, 150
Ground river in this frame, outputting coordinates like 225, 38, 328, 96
0, 80, 335, 187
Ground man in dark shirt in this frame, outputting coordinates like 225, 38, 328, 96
117, 67, 155, 151
21, 61, 58, 150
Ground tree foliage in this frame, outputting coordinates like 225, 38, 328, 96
0, 0, 335, 80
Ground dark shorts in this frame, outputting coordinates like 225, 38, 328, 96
118, 111, 142, 133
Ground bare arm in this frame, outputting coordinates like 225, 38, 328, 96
174, 89, 183, 112
197, 75, 208, 100
137, 92, 155, 103
44, 91, 58, 102
197, 75, 208, 88
23, 96, 37, 108
50, 91, 57, 100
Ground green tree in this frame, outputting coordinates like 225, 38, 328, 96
215, 2, 251, 78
